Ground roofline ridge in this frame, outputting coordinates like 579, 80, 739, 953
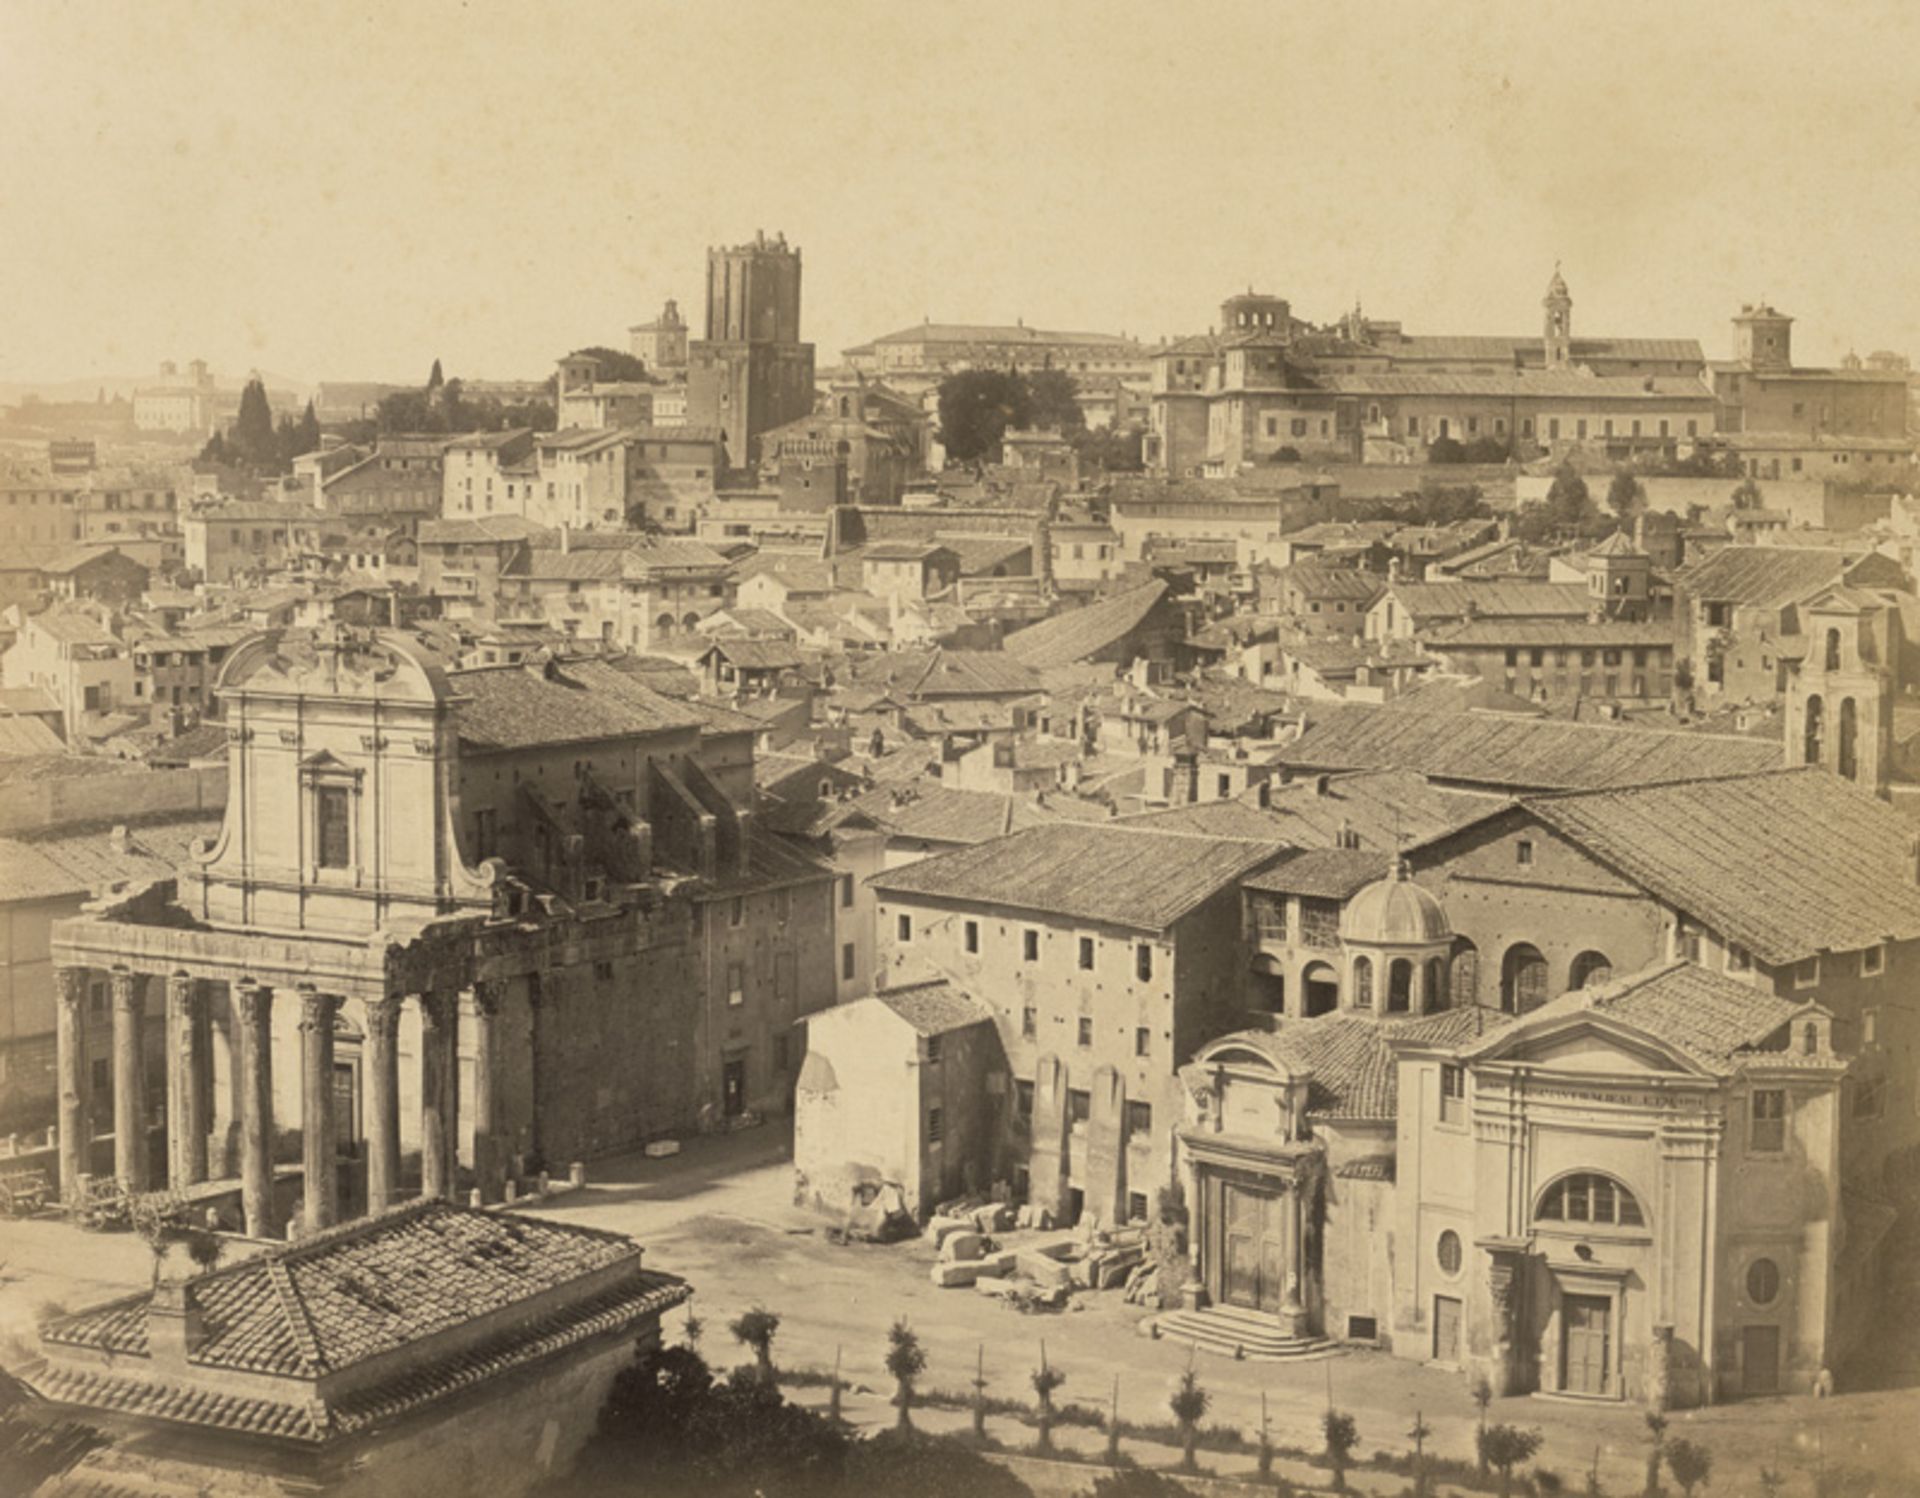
264, 1255, 328, 1376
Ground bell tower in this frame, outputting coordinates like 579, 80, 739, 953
1783, 589, 1894, 798
1542, 264, 1572, 370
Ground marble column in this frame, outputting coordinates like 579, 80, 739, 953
470, 981, 502, 1204
364, 994, 403, 1213
418, 990, 458, 1201
54, 966, 90, 1202
1279, 1174, 1310, 1338
298, 987, 341, 1233
110, 968, 149, 1191
233, 980, 276, 1238
165, 973, 209, 1188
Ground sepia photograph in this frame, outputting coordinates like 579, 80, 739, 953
0, 1, 1917, 1493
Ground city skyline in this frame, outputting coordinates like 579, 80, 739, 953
2, 0, 1917, 388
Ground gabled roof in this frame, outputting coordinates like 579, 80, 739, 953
875, 979, 997, 1035
1378, 581, 1592, 621
450, 658, 703, 751
1280, 702, 1781, 792
851, 647, 1041, 700
1454, 962, 1821, 1076
0, 717, 66, 757
416, 516, 551, 546
1671, 545, 1886, 610
1521, 768, 1920, 965
872, 821, 1286, 931
1242, 847, 1393, 900
1003, 580, 1171, 668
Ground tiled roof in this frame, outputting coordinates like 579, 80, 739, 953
450, 658, 704, 751
1242, 847, 1392, 900
1271, 563, 1385, 601
865, 785, 1062, 845
1280, 702, 1781, 792
1426, 618, 1675, 648
702, 638, 804, 671
876, 979, 996, 1035
1380, 581, 1591, 621
686, 828, 835, 896
1522, 768, 1920, 965
872, 822, 1286, 931
0, 717, 65, 757
518, 547, 630, 581
621, 539, 730, 576
850, 648, 1041, 700
27, 606, 120, 648
1004, 580, 1171, 668
1255, 1007, 1517, 1120
1458, 961, 1811, 1074
860, 321, 1141, 350
1262, 768, 1508, 851
1315, 369, 1710, 401
416, 516, 550, 546
1671, 545, 1892, 610
940, 535, 1033, 575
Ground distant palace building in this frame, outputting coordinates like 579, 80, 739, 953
842, 319, 1155, 398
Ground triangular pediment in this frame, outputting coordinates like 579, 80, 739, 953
1466, 1010, 1714, 1078
300, 748, 351, 771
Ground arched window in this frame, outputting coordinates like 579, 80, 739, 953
1450, 938, 1479, 1007
1437, 1230, 1463, 1275
1387, 958, 1413, 1013
1353, 956, 1374, 1008
1426, 957, 1447, 1011
1501, 943, 1550, 1014
1804, 694, 1824, 765
1535, 1172, 1645, 1228
1303, 961, 1340, 1017
1825, 628, 1842, 672
655, 611, 675, 636
1746, 1258, 1781, 1306
1838, 698, 1858, 781
1570, 951, 1613, 989
682, 611, 701, 631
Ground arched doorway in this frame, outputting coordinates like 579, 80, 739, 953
1352, 956, 1374, 1010
1838, 698, 1858, 781
1501, 943, 1550, 1014
655, 611, 675, 638
1804, 695, 1824, 765
1570, 951, 1613, 989
1302, 962, 1340, 1017
1450, 938, 1479, 1008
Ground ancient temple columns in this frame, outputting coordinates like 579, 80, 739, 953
233, 978, 276, 1239
298, 986, 342, 1232
55, 967, 90, 1202
418, 988, 459, 1201
165, 972, 209, 1189
364, 994, 403, 1213
470, 981, 502, 1205
109, 968, 149, 1191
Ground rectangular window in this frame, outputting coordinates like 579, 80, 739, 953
1726, 944, 1751, 974
927, 1106, 944, 1143
727, 962, 744, 1006
316, 785, 351, 869
1023, 929, 1040, 962
1015, 1079, 1034, 1121
1068, 1088, 1091, 1125
840, 873, 854, 908
1125, 1100, 1153, 1143
1862, 1008, 1879, 1047
897, 913, 913, 942
964, 920, 980, 954
775, 888, 791, 925
1079, 936, 1095, 970
1439, 1064, 1465, 1124
1794, 956, 1819, 989
1022, 1005, 1036, 1038
1135, 1026, 1150, 1057
1678, 922, 1703, 964
1750, 1089, 1786, 1152
730, 897, 744, 928
1136, 944, 1153, 981
925, 1034, 943, 1063
1516, 839, 1534, 867
1861, 945, 1885, 977
841, 943, 855, 980
1077, 1016, 1093, 1047
1128, 1191, 1149, 1223
1853, 1076, 1886, 1121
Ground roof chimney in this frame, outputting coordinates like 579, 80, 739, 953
146, 1256, 207, 1368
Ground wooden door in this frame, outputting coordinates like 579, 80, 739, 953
723, 1058, 746, 1117
1433, 1295, 1462, 1363
1562, 1294, 1611, 1395
1743, 1325, 1781, 1395
1223, 1183, 1286, 1313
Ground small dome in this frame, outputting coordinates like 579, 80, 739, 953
1340, 861, 1451, 946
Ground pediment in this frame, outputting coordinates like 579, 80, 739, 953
1469, 1012, 1712, 1079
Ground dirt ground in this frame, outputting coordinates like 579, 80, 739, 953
3, 1124, 1917, 1495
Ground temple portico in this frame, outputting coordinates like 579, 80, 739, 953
49, 905, 515, 1239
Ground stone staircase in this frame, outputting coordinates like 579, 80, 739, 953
1147, 1303, 1340, 1363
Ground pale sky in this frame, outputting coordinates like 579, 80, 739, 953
2, 0, 1916, 388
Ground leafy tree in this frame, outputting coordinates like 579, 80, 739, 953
1167, 1366, 1208, 1473
1665, 1439, 1711, 1497
569, 345, 652, 383
1092, 1466, 1196, 1497
1545, 463, 1594, 534
1427, 435, 1468, 465
1267, 445, 1303, 464
730, 1306, 780, 1388
1463, 436, 1513, 464
1030, 1349, 1065, 1453
1073, 425, 1146, 473
937, 369, 1033, 465
851, 1428, 1031, 1497
1730, 476, 1764, 511
1470, 1373, 1494, 1477
1323, 1408, 1359, 1492
1479, 1424, 1545, 1498
1025, 367, 1085, 434
426, 358, 444, 393
1408, 1410, 1433, 1498
1643, 1410, 1668, 1498
230, 377, 279, 469
885, 1319, 926, 1431
1606, 469, 1645, 521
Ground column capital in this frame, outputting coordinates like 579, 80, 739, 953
297, 986, 342, 1032
366, 992, 404, 1034
233, 979, 273, 1025
55, 965, 89, 1010
166, 971, 206, 1016
418, 988, 460, 1028
110, 967, 145, 1006
471, 977, 506, 1016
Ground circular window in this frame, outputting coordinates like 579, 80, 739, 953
1747, 1257, 1781, 1306
1437, 1229, 1463, 1276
